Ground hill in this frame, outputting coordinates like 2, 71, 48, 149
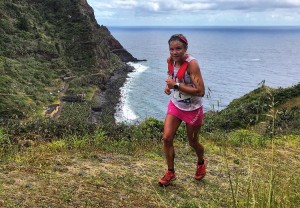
0, 122, 299, 207
0, 1, 299, 207
0, 0, 138, 121
203, 83, 300, 135
1, 0, 299, 136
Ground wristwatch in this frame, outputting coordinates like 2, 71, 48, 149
174, 82, 180, 90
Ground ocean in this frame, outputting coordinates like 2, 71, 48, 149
108, 26, 300, 124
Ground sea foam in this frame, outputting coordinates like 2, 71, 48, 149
115, 62, 149, 123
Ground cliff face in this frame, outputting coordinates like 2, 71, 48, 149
0, 0, 137, 120
78, 0, 138, 63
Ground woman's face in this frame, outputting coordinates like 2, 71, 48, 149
169, 40, 187, 62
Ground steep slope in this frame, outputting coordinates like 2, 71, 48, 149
0, 0, 136, 120
203, 83, 300, 134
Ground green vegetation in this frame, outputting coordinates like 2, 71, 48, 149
0, 0, 124, 120
0, 0, 299, 207
1, 82, 300, 207
0, 117, 299, 207
203, 82, 300, 135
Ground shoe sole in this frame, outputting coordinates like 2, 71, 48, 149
194, 175, 205, 180
158, 177, 176, 187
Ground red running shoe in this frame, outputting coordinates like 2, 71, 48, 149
195, 159, 207, 180
159, 170, 176, 186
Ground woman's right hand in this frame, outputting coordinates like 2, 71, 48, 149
164, 85, 171, 95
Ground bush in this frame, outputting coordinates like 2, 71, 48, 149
0, 128, 10, 146
269, 106, 300, 135
202, 84, 300, 134
17, 16, 30, 31
0, 127, 12, 156
227, 129, 266, 147
3, 116, 97, 141
138, 117, 164, 141
0, 19, 14, 33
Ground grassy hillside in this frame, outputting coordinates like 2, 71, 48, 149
0, 1, 299, 207
0, 83, 299, 207
203, 83, 300, 135
1, 81, 299, 208
1, 0, 299, 133
0, 122, 299, 207
0, 0, 124, 120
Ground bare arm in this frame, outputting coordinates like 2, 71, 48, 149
178, 60, 205, 97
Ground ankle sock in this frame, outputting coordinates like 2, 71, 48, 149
168, 168, 175, 173
198, 160, 204, 165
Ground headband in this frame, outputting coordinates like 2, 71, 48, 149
177, 34, 188, 45
171, 34, 188, 45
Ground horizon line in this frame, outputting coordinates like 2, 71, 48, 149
106, 25, 300, 28
106, 24, 300, 27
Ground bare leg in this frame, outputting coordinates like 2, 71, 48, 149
186, 124, 204, 163
162, 114, 182, 170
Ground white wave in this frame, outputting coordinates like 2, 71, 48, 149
115, 62, 149, 123
251, 58, 261, 61
127, 62, 148, 73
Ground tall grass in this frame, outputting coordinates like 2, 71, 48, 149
0, 119, 299, 207
222, 145, 237, 208
0, 128, 12, 157
265, 88, 277, 208
0, 85, 299, 207
218, 88, 293, 208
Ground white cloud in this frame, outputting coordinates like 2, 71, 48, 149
181, 2, 214, 10
89, 0, 300, 11
142, 2, 161, 12
86, 0, 300, 26
95, 10, 115, 18
113, 0, 138, 9
137, 0, 214, 12
92, 2, 113, 9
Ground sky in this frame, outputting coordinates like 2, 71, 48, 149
86, 0, 300, 26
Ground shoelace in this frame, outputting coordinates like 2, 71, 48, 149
196, 165, 205, 174
164, 171, 174, 180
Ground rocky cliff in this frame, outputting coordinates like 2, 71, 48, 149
0, 0, 138, 120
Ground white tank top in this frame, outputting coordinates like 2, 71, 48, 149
171, 56, 203, 111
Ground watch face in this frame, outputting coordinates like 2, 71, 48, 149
174, 84, 178, 89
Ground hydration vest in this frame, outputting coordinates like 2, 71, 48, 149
167, 54, 189, 81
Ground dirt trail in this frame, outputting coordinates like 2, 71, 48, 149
52, 82, 69, 119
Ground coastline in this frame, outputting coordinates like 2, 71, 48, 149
91, 64, 134, 124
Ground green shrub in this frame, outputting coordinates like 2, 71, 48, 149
17, 16, 30, 31
227, 129, 266, 147
0, 127, 12, 156
92, 128, 107, 147
0, 128, 10, 146
47, 140, 67, 151
3, 115, 97, 141
138, 117, 164, 141
202, 83, 300, 134
271, 106, 300, 135
0, 19, 14, 33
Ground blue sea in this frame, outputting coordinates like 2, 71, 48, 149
108, 26, 300, 123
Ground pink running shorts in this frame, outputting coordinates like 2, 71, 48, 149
167, 100, 204, 126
